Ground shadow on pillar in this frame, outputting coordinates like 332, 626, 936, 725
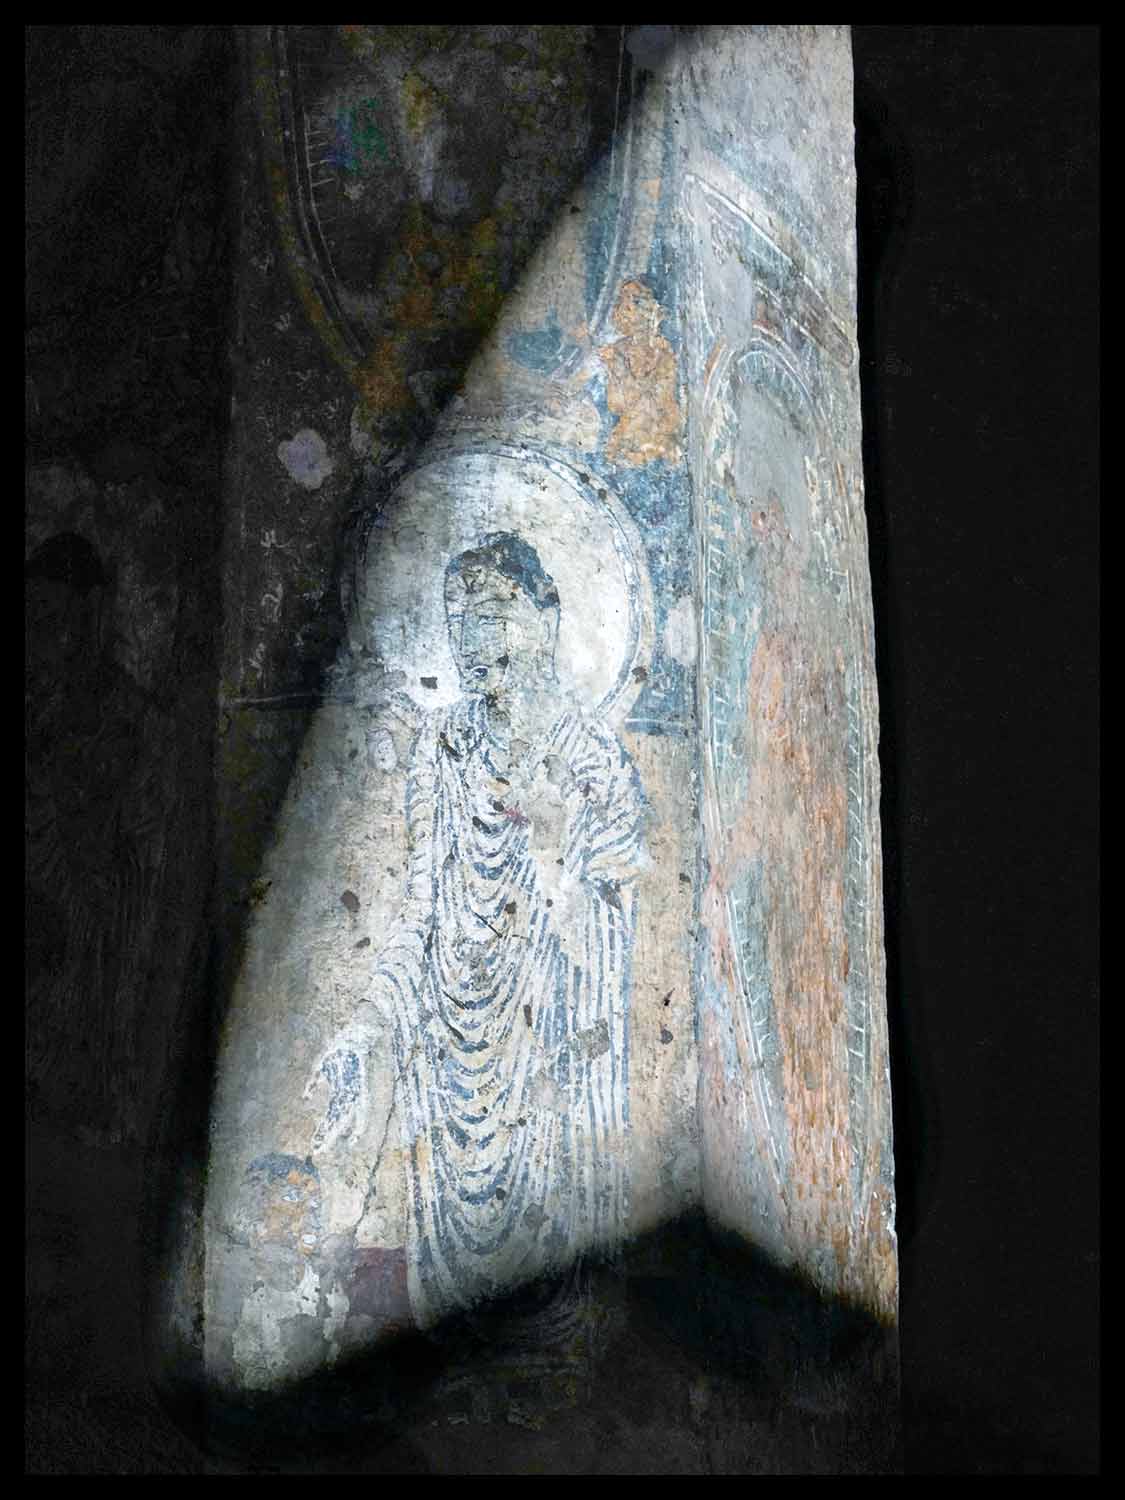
173, 1210, 899, 1475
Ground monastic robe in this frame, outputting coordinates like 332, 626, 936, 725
371, 692, 645, 1328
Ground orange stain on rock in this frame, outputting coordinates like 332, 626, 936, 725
601, 279, 683, 467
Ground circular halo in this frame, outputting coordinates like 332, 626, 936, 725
357, 444, 653, 723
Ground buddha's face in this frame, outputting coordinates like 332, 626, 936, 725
445, 563, 557, 700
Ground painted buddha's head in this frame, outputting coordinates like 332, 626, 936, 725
444, 531, 560, 701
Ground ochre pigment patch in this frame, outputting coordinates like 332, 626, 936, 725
602, 279, 683, 467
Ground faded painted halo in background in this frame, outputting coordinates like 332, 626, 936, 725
357, 445, 654, 724
251, 25, 642, 401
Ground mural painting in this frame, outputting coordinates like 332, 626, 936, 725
305, 457, 650, 1331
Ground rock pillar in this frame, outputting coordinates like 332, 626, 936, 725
186, 24, 896, 1473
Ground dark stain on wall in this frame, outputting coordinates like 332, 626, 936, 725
26, 23, 236, 1474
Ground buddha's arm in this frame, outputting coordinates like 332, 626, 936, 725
367, 727, 439, 1018
305, 726, 439, 1149
573, 731, 647, 899
523, 725, 646, 948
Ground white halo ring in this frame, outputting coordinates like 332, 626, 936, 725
358, 444, 653, 724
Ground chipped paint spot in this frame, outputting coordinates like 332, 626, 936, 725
232, 1260, 322, 1390
369, 727, 398, 772
277, 428, 334, 490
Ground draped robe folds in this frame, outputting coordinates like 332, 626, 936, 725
369, 693, 645, 1329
